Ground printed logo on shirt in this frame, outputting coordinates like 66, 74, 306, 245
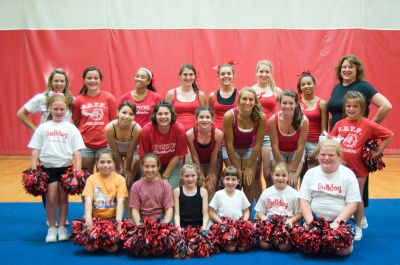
317, 183, 342, 193
81, 102, 105, 121
45, 129, 69, 141
338, 125, 362, 151
152, 143, 176, 155
93, 186, 116, 209
266, 198, 288, 209
136, 105, 150, 115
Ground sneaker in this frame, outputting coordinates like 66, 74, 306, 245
360, 216, 368, 229
46, 226, 58, 243
58, 226, 70, 241
354, 226, 362, 241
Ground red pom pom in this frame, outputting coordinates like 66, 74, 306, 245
123, 217, 182, 257
210, 217, 239, 250
183, 226, 219, 258
235, 219, 257, 251
60, 167, 89, 195
362, 139, 386, 172
71, 218, 89, 245
21, 167, 49, 196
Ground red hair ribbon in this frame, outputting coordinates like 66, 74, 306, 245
296, 70, 312, 76
213, 60, 240, 70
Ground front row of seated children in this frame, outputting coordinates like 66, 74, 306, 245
80, 142, 357, 255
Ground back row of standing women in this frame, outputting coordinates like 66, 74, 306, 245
17, 55, 393, 242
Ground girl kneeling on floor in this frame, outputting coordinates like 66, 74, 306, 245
82, 149, 128, 252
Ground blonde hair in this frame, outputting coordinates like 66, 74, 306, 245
256, 59, 277, 91
46, 94, 68, 121
271, 162, 289, 176
179, 163, 202, 186
313, 139, 343, 160
343, 91, 366, 119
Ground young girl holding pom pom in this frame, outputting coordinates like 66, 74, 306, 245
209, 166, 251, 252
28, 95, 85, 243
129, 153, 174, 225
82, 149, 128, 252
330, 91, 393, 240
255, 162, 302, 251
173, 163, 209, 230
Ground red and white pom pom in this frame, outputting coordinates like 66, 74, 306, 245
184, 226, 219, 258
60, 167, 89, 195
21, 167, 49, 196
235, 219, 257, 251
71, 218, 89, 245
210, 217, 239, 251
362, 139, 386, 172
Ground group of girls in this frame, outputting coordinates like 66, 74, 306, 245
19, 56, 393, 253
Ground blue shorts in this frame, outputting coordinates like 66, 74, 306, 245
81, 147, 109, 159
235, 148, 253, 160
263, 135, 271, 148
270, 150, 305, 162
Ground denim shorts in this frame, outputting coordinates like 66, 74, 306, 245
270, 150, 305, 162
263, 135, 271, 148
221, 145, 229, 160
161, 160, 183, 189
81, 147, 110, 159
235, 148, 253, 160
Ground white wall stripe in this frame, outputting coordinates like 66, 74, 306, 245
1, 0, 399, 30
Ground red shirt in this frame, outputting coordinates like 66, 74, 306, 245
258, 91, 277, 134
73, 91, 118, 149
212, 89, 238, 130
275, 113, 300, 152
301, 99, 322, 143
139, 122, 187, 166
193, 124, 216, 164
330, 117, 393, 177
172, 90, 201, 131
120, 90, 162, 127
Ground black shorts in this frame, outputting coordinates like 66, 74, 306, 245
41, 166, 68, 184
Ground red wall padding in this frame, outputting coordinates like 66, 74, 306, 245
1, 29, 399, 154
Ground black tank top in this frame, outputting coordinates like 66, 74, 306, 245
179, 186, 203, 228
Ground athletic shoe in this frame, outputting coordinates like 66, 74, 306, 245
57, 226, 70, 241
46, 226, 58, 243
360, 216, 368, 229
354, 226, 362, 241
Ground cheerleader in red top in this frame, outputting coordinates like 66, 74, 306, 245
73, 66, 118, 173
165, 64, 207, 132
297, 71, 327, 170
330, 91, 393, 240
208, 63, 239, 167
119, 67, 162, 127
268, 89, 309, 189
186, 106, 224, 200
251, 60, 282, 187
139, 100, 188, 189
224, 88, 266, 202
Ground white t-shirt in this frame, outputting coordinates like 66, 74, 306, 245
28, 120, 85, 167
299, 165, 361, 221
255, 185, 299, 217
24, 92, 72, 123
209, 189, 251, 220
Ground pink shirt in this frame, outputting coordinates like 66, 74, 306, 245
129, 178, 174, 219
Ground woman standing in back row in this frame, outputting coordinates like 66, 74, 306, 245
251, 60, 282, 187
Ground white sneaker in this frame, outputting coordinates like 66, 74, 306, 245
360, 216, 368, 229
57, 226, 70, 241
354, 226, 363, 241
46, 226, 58, 243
